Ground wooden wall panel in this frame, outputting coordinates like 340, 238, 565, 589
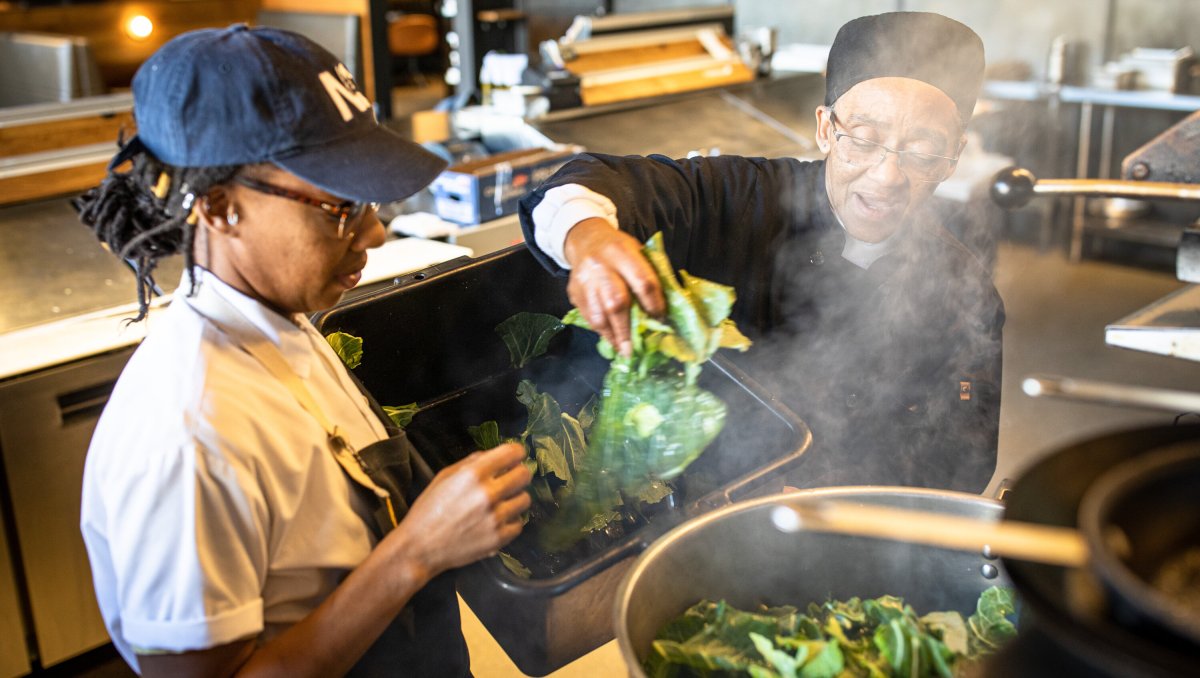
0, 1, 260, 87
0, 112, 133, 158
0, 163, 108, 205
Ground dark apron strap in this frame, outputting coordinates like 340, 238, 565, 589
343, 367, 435, 489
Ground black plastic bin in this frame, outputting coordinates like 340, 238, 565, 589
312, 244, 811, 675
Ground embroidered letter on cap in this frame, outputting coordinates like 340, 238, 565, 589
319, 64, 371, 122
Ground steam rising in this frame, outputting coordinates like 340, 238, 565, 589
719, 171, 1003, 495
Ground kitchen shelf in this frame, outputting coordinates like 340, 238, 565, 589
1106, 283, 1200, 361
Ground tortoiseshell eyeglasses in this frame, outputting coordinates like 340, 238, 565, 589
233, 176, 380, 239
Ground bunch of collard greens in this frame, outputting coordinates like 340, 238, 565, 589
538, 232, 751, 549
647, 587, 1018, 678
471, 313, 677, 576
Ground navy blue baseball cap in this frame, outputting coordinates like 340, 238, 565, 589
125, 23, 446, 203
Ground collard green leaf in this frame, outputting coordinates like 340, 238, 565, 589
531, 476, 555, 504
656, 333, 699, 363
579, 508, 621, 533
872, 618, 912, 675
862, 596, 904, 625
532, 435, 570, 483
496, 312, 565, 368
921, 611, 969, 656
921, 634, 956, 678
468, 420, 502, 450
325, 331, 363, 369
797, 640, 843, 678
624, 402, 665, 438
651, 638, 755, 673
642, 234, 712, 359
649, 589, 1016, 678
517, 380, 563, 438
562, 307, 589, 330
577, 396, 598, 433
597, 338, 616, 360
559, 412, 588, 475
498, 551, 532, 579
382, 403, 419, 429
718, 318, 753, 351
750, 632, 798, 678
679, 269, 735, 328
635, 479, 673, 505
968, 586, 1017, 652
658, 601, 721, 643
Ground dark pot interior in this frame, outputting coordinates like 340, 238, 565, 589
1079, 444, 1200, 653
1004, 423, 1200, 677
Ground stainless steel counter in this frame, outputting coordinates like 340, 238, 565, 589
0, 197, 181, 335
533, 73, 824, 159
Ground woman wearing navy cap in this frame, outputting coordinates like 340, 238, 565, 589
74, 25, 526, 676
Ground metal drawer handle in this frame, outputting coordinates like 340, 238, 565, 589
56, 380, 116, 427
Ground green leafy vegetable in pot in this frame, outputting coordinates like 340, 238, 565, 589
540, 232, 751, 550
646, 587, 1018, 678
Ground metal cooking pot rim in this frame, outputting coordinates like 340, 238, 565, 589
1078, 446, 1200, 646
613, 485, 1003, 674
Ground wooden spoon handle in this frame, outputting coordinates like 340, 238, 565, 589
772, 500, 1089, 568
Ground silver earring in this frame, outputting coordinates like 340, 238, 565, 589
227, 211, 239, 226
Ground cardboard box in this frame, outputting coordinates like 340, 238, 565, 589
430, 145, 580, 225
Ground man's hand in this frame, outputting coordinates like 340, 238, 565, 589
397, 442, 532, 579
563, 217, 665, 355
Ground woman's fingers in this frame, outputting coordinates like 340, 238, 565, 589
489, 455, 534, 500
496, 491, 531, 525
471, 442, 526, 476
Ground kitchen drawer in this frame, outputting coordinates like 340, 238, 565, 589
0, 347, 132, 667
0, 494, 30, 678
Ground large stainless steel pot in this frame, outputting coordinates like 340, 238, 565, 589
614, 487, 1007, 676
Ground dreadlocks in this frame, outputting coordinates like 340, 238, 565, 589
73, 135, 240, 321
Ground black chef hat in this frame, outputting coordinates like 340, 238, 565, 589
825, 12, 985, 124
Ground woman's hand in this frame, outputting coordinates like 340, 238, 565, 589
563, 218, 665, 356
395, 442, 532, 581
140, 444, 532, 678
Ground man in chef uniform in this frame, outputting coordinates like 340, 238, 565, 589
519, 12, 1005, 493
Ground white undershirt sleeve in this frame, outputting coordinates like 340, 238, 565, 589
530, 184, 619, 269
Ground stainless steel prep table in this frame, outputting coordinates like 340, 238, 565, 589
0, 197, 183, 336
532, 73, 825, 159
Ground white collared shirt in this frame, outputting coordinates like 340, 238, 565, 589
80, 268, 387, 672
832, 211, 896, 269
532, 183, 894, 270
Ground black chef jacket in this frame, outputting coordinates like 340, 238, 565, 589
518, 153, 1004, 493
